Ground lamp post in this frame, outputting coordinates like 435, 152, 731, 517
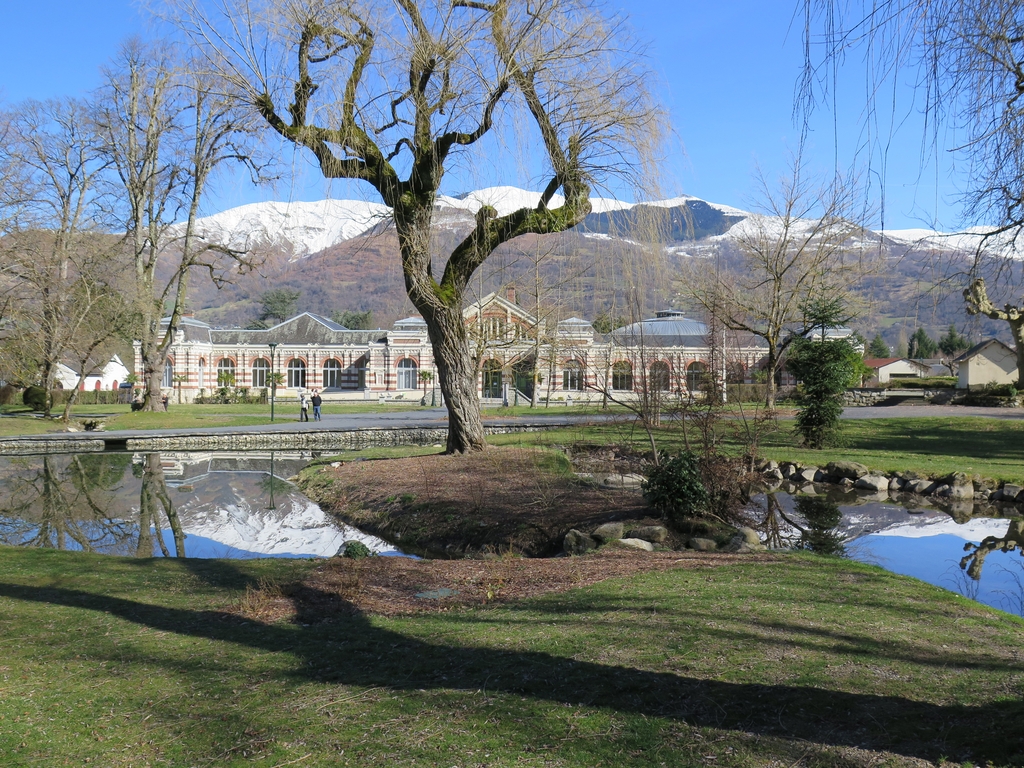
268, 342, 278, 421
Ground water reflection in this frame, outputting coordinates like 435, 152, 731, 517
758, 493, 846, 555
0, 453, 134, 553
754, 482, 1024, 614
0, 451, 400, 559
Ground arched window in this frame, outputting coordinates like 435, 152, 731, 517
397, 358, 418, 389
562, 360, 584, 391
649, 361, 671, 392
197, 359, 206, 389
611, 361, 633, 391
287, 359, 307, 389
217, 358, 236, 386
162, 359, 174, 388
687, 361, 708, 392
251, 358, 270, 388
482, 359, 503, 398
322, 359, 343, 389
94, 380, 102, 391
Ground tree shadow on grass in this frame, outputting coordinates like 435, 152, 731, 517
1, 561, 1022, 766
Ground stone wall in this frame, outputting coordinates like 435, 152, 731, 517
0, 425, 550, 455
843, 388, 951, 406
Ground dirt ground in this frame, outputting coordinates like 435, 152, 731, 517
238, 548, 774, 621
270, 446, 772, 622
301, 446, 675, 557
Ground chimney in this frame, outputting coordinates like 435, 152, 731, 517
506, 285, 516, 304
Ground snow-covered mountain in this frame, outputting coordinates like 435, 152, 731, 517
185, 186, 754, 260
183, 198, 392, 259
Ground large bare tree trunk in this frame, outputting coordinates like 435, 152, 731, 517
422, 304, 486, 453
964, 277, 1024, 387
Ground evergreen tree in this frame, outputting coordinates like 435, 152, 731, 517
938, 324, 969, 357
331, 310, 375, 330
258, 289, 301, 325
788, 298, 861, 448
908, 328, 939, 358
867, 334, 890, 358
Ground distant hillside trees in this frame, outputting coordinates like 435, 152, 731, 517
170, 0, 662, 453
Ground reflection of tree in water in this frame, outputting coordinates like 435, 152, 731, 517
757, 493, 846, 556
960, 519, 1024, 580
257, 474, 292, 510
136, 453, 186, 558
0, 454, 134, 552
0, 453, 186, 557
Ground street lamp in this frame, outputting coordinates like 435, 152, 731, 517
269, 342, 278, 421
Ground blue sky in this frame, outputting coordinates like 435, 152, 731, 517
0, 1, 960, 230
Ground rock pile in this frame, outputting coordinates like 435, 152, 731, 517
758, 459, 1024, 505
562, 523, 765, 556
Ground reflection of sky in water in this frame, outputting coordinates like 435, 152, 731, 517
0, 451, 404, 560
849, 535, 1024, 616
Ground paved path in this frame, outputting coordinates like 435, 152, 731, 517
840, 404, 1024, 420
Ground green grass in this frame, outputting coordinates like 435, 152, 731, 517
0, 548, 1022, 766
0, 401, 432, 436
489, 416, 1024, 484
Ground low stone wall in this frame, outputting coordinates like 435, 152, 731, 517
0, 425, 553, 455
843, 388, 951, 406
0, 437, 106, 455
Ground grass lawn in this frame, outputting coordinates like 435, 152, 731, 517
489, 416, 1024, 484
0, 548, 1021, 766
0, 401, 430, 436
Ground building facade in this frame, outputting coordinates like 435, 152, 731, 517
142, 294, 768, 404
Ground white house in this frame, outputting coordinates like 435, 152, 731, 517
861, 357, 933, 384
953, 339, 1019, 389
55, 354, 131, 392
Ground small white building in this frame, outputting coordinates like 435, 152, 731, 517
953, 339, 1018, 389
862, 357, 932, 384
55, 354, 131, 392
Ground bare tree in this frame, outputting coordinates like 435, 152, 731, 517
0, 99, 111, 416
803, 1, 1024, 236
99, 41, 259, 411
167, 0, 661, 452
679, 155, 868, 410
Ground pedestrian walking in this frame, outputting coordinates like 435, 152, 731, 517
299, 391, 310, 422
311, 389, 323, 421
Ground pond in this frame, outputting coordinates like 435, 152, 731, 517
0, 451, 403, 559
753, 484, 1024, 615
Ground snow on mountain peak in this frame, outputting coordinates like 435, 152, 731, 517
186, 198, 392, 258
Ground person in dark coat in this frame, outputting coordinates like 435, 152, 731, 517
311, 390, 323, 421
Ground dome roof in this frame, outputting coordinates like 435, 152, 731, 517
611, 311, 707, 345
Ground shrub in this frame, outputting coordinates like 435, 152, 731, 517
0, 384, 19, 405
22, 386, 49, 411
341, 540, 372, 559
643, 451, 710, 526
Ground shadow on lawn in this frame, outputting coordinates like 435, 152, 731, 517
1, 559, 1022, 766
